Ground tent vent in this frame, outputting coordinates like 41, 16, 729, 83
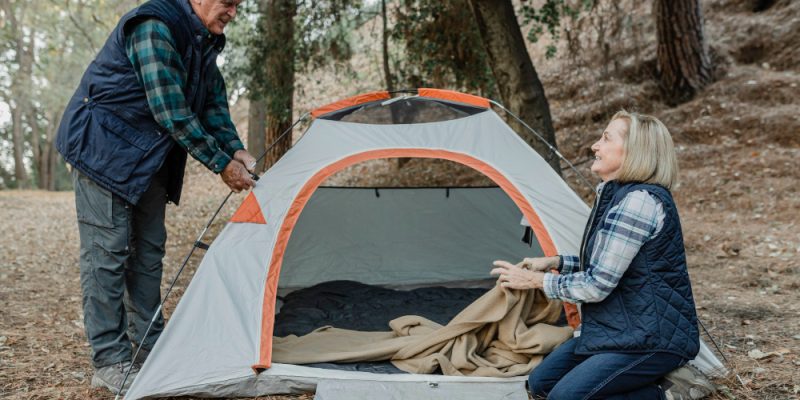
521, 226, 533, 248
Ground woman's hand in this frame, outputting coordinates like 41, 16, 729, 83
491, 260, 546, 290
517, 256, 560, 272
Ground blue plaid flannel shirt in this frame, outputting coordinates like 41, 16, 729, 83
125, 19, 244, 174
543, 182, 665, 304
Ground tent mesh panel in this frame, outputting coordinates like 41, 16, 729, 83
320, 97, 487, 124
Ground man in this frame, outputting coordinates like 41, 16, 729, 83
56, 0, 251, 394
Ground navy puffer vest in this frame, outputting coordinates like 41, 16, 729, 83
575, 181, 700, 360
56, 0, 225, 205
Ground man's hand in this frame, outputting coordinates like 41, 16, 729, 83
517, 256, 560, 272
491, 260, 545, 290
221, 160, 256, 192
234, 150, 257, 173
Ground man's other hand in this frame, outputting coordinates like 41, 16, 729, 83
221, 160, 256, 192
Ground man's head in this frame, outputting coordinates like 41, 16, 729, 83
190, 0, 242, 35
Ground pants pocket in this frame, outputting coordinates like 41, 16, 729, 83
72, 169, 113, 228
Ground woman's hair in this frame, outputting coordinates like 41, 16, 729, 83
612, 110, 679, 190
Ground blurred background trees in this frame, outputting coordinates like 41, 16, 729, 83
0, 0, 718, 190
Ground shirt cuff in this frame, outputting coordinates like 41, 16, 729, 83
542, 272, 561, 299
208, 149, 233, 174
225, 139, 245, 158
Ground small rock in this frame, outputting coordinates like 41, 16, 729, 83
746, 80, 757, 85
70, 371, 86, 381
748, 349, 768, 359
792, 334, 800, 340
753, 367, 767, 374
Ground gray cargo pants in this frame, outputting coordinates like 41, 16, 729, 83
72, 168, 167, 368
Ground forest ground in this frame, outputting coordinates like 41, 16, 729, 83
1, 0, 798, 398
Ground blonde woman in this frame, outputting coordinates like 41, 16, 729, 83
492, 111, 699, 399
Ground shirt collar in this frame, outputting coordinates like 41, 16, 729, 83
181, 0, 226, 51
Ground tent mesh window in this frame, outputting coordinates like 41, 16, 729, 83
319, 97, 487, 124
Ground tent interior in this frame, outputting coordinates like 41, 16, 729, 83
275, 185, 554, 374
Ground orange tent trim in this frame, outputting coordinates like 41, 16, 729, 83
310, 91, 391, 119
230, 192, 266, 224
418, 88, 490, 109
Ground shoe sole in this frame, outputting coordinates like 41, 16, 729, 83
91, 374, 126, 395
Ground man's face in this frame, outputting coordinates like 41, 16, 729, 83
192, 0, 242, 35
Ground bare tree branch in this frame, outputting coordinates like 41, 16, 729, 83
64, 0, 98, 53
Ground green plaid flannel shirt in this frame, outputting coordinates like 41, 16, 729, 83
125, 19, 244, 173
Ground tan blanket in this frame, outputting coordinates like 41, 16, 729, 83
272, 286, 573, 377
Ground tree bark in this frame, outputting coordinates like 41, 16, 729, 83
4, 0, 32, 188
43, 109, 63, 191
247, 97, 268, 172
381, 0, 394, 92
654, 0, 712, 105
466, 0, 561, 174
250, 0, 296, 172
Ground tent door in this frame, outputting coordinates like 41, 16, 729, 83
314, 378, 528, 400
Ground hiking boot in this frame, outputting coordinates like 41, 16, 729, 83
663, 364, 715, 400
91, 361, 139, 395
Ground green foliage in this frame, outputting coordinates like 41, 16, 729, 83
223, 0, 366, 121
519, 0, 591, 59
392, 0, 496, 96
0, 0, 137, 189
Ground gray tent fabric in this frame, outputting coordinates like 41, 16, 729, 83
280, 187, 544, 291
314, 379, 529, 400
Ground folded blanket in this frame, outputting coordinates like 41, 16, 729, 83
273, 285, 573, 377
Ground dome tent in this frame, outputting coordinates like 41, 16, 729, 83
125, 89, 724, 399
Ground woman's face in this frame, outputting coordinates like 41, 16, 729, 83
590, 118, 627, 182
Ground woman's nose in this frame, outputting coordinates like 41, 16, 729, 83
591, 141, 599, 151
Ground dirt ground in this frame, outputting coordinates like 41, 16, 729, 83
1, 0, 799, 399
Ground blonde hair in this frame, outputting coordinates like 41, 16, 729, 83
612, 110, 679, 190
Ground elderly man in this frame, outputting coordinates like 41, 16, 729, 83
56, 0, 250, 394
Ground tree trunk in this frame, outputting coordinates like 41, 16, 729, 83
381, 0, 394, 92
29, 109, 43, 189
466, 0, 561, 174
4, 0, 32, 188
11, 103, 29, 188
250, 0, 296, 171
654, 0, 712, 105
43, 109, 63, 191
247, 98, 268, 172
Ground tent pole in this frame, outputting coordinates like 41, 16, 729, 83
115, 113, 309, 399
488, 100, 595, 193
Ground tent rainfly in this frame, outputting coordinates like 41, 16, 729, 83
125, 89, 726, 399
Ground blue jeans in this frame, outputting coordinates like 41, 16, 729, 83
528, 338, 686, 400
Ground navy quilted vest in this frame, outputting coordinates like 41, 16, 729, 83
575, 181, 700, 360
56, 0, 225, 205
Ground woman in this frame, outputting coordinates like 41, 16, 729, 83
491, 111, 699, 399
